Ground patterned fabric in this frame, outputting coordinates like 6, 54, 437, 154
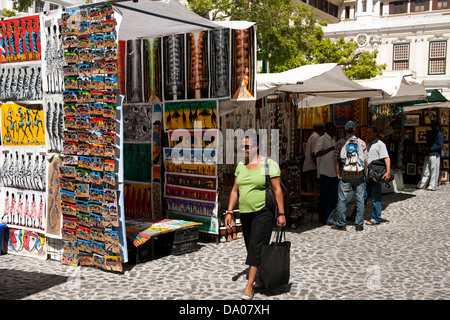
333, 136, 368, 180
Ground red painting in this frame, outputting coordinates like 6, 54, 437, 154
0, 15, 41, 63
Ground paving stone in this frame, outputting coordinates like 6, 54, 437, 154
1, 184, 450, 300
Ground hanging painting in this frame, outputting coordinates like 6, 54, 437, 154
164, 100, 219, 131
186, 31, 209, 100
123, 104, 153, 142
125, 38, 143, 103
0, 14, 41, 63
40, 10, 65, 94
162, 34, 185, 101
143, 37, 162, 102
209, 28, 230, 98
1, 103, 46, 146
230, 27, 256, 101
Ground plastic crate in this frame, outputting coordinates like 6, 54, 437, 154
0, 223, 7, 255
173, 226, 199, 243
171, 239, 198, 256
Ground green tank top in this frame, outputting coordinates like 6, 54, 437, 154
234, 158, 281, 213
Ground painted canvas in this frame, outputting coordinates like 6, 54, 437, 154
230, 27, 256, 101
209, 28, 230, 98
123, 104, 153, 142
186, 31, 209, 100
46, 155, 62, 238
41, 10, 64, 94
0, 15, 41, 63
143, 37, 162, 102
1, 103, 46, 146
125, 39, 143, 103
164, 100, 219, 131
163, 34, 185, 101
7, 228, 47, 259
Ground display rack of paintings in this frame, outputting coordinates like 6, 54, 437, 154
59, 3, 124, 272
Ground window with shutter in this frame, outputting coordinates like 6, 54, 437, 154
429, 41, 447, 75
393, 44, 410, 70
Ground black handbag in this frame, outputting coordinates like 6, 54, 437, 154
259, 227, 291, 290
264, 158, 286, 212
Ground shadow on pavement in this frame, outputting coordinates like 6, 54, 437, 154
0, 269, 69, 300
285, 189, 417, 234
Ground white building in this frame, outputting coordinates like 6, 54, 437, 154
318, 0, 450, 99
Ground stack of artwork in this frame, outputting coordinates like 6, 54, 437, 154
59, 3, 123, 272
0, 14, 53, 259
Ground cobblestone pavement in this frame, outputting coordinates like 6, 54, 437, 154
0, 184, 449, 302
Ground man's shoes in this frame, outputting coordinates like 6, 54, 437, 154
322, 220, 334, 226
355, 226, 364, 232
426, 188, 436, 191
331, 224, 346, 231
366, 220, 380, 226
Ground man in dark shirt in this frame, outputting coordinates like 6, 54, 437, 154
417, 120, 444, 191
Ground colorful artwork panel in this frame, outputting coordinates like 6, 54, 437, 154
164, 100, 219, 131
1, 103, 46, 146
124, 182, 152, 219
0, 15, 41, 63
8, 228, 47, 259
186, 31, 209, 100
230, 27, 256, 101
143, 37, 162, 102
46, 155, 63, 238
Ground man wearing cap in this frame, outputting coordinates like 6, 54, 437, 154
332, 121, 368, 231
417, 120, 444, 191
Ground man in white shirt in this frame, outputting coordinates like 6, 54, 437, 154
303, 122, 324, 193
365, 125, 390, 225
314, 122, 338, 225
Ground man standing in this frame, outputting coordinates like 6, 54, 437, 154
303, 122, 324, 193
365, 126, 391, 225
315, 122, 338, 225
417, 120, 444, 191
332, 121, 368, 231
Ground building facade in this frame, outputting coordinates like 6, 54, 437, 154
319, 0, 450, 98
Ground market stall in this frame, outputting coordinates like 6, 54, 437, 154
0, 0, 259, 269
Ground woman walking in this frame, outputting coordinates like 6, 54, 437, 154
225, 134, 286, 300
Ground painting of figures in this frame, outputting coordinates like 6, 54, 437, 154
164, 100, 218, 131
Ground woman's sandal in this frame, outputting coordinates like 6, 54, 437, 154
241, 290, 254, 300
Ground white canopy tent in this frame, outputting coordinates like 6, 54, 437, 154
256, 63, 382, 101
113, 0, 255, 40
355, 72, 428, 106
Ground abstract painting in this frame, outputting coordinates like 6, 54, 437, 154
209, 28, 230, 98
230, 27, 256, 101
186, 31, 209, 100
163, 34, 185, 101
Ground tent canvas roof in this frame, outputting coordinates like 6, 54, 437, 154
112, 0, 255, 40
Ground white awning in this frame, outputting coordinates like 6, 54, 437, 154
256, 63, 382, 100
112, 0, 255, 40
355, 73, 428, 105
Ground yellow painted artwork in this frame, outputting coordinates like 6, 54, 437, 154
297, 105, 331, 129
1, 103, 46, 146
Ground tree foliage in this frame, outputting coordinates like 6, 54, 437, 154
184, 0, 385, 79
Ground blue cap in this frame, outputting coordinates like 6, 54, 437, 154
345, 121, 356, 131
